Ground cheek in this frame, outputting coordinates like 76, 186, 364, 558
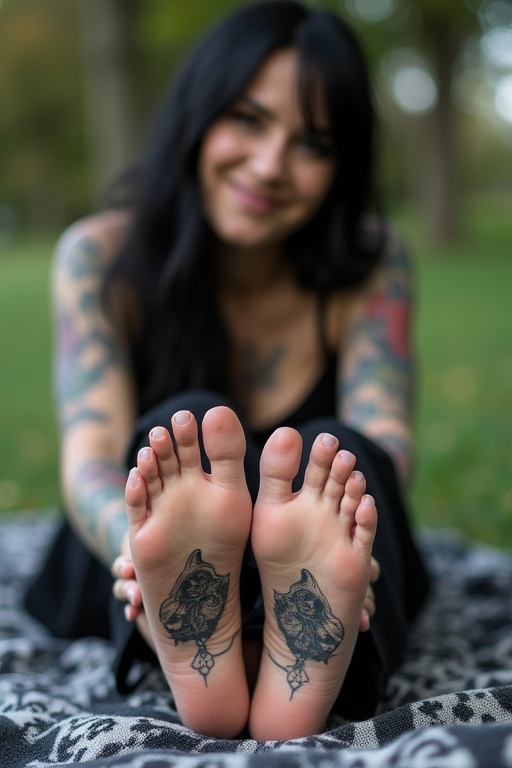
295, 165, 336, 209
200, 125, 243, 178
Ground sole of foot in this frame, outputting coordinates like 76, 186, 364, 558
125, 406, 252, 737
249, 427, 377, 741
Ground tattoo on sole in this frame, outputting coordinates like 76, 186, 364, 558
159, 550, 234, 686
267, 569, 345, 699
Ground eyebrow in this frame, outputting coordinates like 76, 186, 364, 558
238, 95, 273, 119
237, 95, 333, 137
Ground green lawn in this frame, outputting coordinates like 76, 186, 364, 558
0, 237, 58, 510
1, 203, 511, 547
399, 199, 512, 546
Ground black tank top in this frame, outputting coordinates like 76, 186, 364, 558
252, 295, 337, 447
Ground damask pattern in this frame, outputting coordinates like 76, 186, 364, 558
2, 513, 512, 767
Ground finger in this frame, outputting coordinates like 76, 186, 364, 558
111, 556, 135, 580
113, 579, 143, 607
124, 604, 143, 622
363, 587, 376, 618
358, 608, 370, 633
370, 557, 380, 584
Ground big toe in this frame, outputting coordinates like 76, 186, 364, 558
257, 427, 302, 505
202, 406, 247, 487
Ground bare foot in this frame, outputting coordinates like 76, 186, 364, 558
125, 407, 252, 737
249, 428, 377, 741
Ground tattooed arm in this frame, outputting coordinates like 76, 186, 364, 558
53, 213, 137, 567
339, 231, 415, 487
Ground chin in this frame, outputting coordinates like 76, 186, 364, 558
216, 226, 278, 251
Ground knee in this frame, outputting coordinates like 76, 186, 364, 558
297, 418, 365, 453
161, 389, 235, 423
126, 390, 236, 465
140, 389, 234, 430
297, 418, 394, 473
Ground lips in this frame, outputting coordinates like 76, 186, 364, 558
229, 180, 282, 214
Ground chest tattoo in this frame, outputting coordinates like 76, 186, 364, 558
239, 343, 287, 390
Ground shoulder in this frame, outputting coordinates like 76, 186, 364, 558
360, 221, 414, 299
53, 209, 132, 278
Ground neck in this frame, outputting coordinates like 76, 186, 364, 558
216, 241, 289, 296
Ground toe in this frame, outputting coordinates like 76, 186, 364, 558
347, 494, 378, 559
355, 494, 378, 549
149, 426, 178, 479
125, 468, 148, 529
323, 449, 356, 501
137, 446, 163, 500
338, 470, 366, 524
202, 407, 247, 489
258, 427, 302, 505
302, 433, 339, 494
171, 410, 202, 472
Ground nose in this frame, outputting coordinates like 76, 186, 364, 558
249, 135, 288, 182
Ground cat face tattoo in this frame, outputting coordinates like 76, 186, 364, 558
270, 569, 345, 698
159, 550, 233, 685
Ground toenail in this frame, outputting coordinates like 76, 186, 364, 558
354, 471, 364, 483
174, 410, 191, 426
151, 426, 165, 439
139, 447, 151, 461
339, 449, 355, 465
363, 494, 375, 508
321, 433, 338, 448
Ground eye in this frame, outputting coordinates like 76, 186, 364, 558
296, 134, 334, 159
229, 107, 262, 129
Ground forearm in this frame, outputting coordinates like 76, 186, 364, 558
349, 413, 413, 488
64, 457, 129, 568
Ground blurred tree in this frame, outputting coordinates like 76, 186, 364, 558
412, 0, 478, 241
0, 0, 84, 230
75, 0, 146, 207
74, 0, 242, 206
336, 0, 480, 243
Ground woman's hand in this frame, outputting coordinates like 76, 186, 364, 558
112, 537, 380, 630
111, 532, 143, 621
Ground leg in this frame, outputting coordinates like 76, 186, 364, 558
125, 406, 252, 738
249, 428, 377, 740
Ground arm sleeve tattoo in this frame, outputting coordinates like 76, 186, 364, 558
340, 235, 415, 483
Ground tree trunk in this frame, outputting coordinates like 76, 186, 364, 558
75, 0, 144, 207
419, 15, 462, 243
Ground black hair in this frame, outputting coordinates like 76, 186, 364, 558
104, 0, 385, 414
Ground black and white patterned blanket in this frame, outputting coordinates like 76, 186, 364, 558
3, 512, 512, 767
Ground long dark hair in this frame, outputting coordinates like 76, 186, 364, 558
105, 0, 384, 414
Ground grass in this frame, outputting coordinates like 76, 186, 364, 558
399, 197, 512, 547
0, 236, 58, 510
0, 200, 511, 547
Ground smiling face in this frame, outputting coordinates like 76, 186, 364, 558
198, 48, 336, 256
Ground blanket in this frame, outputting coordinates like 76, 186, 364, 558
3, 512, 512, 767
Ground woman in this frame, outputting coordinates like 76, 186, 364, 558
25, 0, 429, 741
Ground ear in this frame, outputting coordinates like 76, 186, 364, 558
186, 549, 204, 571
299, 569, 319, 591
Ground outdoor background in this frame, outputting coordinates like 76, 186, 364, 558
0, 0, 511, 546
